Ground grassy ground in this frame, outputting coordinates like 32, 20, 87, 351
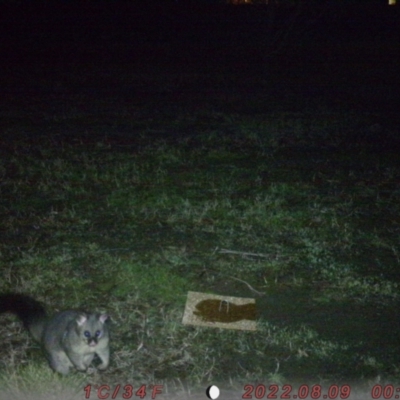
1, 90, 400, 397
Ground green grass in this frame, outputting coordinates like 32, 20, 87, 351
1, 103, 400, 395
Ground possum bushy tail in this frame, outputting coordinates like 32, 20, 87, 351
0, 293, 47, 341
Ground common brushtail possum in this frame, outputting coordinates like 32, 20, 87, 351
0, 293, 110, 375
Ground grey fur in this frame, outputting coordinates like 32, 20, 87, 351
0, 294, 110, 375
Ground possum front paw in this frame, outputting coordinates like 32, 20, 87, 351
97, 362, 108, 370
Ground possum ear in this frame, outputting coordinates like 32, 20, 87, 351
76, 314, 88, 326
99, 314, 109, 324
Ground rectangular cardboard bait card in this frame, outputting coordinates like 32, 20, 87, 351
182, 291, 257, 331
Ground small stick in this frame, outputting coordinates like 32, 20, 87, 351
216, 247, 271, 259
228, 276, 266, 297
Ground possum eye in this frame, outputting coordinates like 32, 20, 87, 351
95, 330, 102, 337
84, 331, 91, 338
